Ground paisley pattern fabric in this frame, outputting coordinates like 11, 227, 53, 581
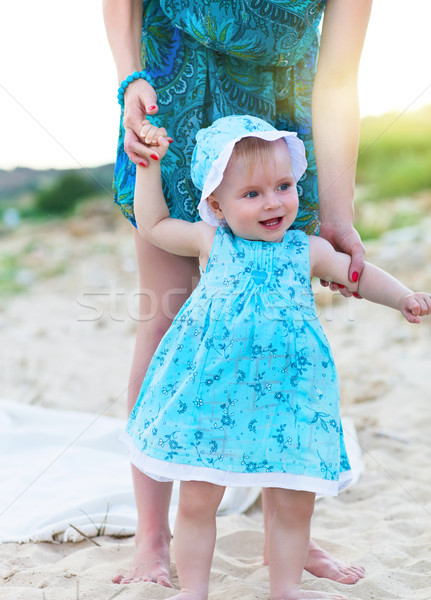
113, 0, 326, 233
160, 0, 325, 67
122, 228, 352, 496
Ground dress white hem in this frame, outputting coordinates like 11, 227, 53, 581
121, 432, 352, 497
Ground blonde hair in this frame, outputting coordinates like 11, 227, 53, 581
228, 136, 289, 179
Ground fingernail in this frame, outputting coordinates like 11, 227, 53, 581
353, 292, 360, 298
150, 154, 159, 161
352, 271, 359, 282
148, 105, 157, 111
168, 138, 174, 144
139, 162, 147, 167
338, 284, 345, 289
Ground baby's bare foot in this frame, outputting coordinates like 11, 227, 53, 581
305, 540, 364, 584
112, 533, 171, 586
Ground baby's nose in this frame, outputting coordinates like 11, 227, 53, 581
264, 193, 281, 208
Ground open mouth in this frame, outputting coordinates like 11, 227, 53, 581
259, 217, 283, 230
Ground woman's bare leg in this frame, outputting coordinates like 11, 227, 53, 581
262, 488, 364, 584
113, 230, 199, 585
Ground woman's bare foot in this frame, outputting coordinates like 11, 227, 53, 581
304, 540, 364, 584
112, 531, 172, 586
264, 538, 364, 584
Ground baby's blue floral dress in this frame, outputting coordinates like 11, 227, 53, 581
122, 228, 352, 496
113, 0, 326, 233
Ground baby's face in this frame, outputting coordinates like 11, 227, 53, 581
207, 139, 299, 242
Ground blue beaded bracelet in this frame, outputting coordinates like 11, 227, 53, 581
117, 71, 146, 107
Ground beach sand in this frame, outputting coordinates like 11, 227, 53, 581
1, 199, 431, 600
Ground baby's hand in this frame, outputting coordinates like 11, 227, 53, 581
138, 119, 172, 166
400, 292, 431, 323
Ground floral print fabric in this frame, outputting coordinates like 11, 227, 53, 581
113, 0, 326, 233
122, 228, 352, 496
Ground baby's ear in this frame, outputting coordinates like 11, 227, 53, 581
206, 194, 224, 219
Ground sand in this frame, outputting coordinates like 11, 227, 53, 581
1, 199, 431, 600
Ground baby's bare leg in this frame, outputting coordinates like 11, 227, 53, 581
170, 481, 226, 600
268, 488, 314, 599
268, 489, 347, 600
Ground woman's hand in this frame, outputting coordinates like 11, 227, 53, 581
122, 78, 171, 166
319, 221, 365, 296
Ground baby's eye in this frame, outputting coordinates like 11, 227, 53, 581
246, 190, 259, 198
278, 182, 290, 191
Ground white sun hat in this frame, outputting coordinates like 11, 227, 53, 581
191, 115, 308, 227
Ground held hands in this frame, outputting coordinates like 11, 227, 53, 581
122, 79, 172, 166
136, 120, 171, 167
400, 292, 431, 324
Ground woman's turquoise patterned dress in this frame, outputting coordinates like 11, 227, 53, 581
113, 0, 326, 233
121, 228, 352, 496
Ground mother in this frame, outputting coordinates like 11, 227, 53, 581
104, 0, 371, 586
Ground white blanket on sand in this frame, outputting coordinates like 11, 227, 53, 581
0, 399, 363, 543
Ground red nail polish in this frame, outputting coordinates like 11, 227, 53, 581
353, 292, 360, 298
338, 284, 345, 289
352, 271, 359, 282
148, 105, 157, 111
139, 162, 147, 167
150, 154, 159, 161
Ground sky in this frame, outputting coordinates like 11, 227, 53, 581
1, 1, 431, 171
